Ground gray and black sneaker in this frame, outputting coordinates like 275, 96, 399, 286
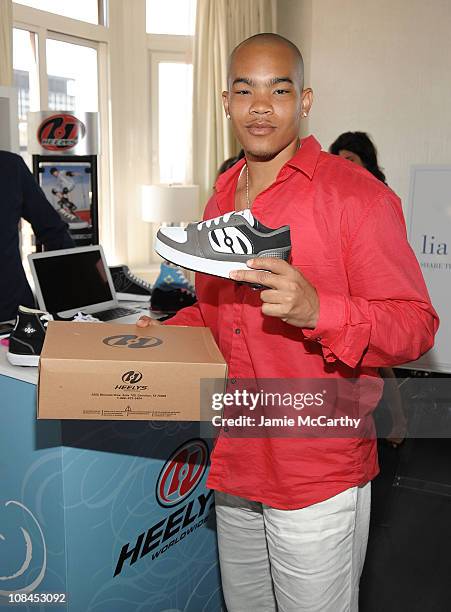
155, 210, 291, 279
109, 265, 152, 302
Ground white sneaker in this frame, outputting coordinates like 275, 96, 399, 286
58, 207, 89, 229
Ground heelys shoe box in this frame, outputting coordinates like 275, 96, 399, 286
37, 321, 227, 420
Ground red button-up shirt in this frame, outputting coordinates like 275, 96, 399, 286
165, 135, 438, 509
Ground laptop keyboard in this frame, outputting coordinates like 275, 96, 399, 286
92, 307, 140, 322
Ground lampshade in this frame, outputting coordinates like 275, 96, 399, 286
141, 184, 199, 224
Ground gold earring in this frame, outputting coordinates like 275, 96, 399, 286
302, 111, 308, 117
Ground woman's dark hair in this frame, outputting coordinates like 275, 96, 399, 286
329, 132, 386, 184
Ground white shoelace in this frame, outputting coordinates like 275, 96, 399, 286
127, 271, 152, 290
196, 209, 253, 231
39, 313, 54, 328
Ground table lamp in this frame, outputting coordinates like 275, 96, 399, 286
141, 184, 200, 226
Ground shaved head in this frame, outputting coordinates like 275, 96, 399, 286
228, 33, 304, 91
223, 32, 312, 162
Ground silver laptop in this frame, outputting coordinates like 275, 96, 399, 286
28, 245, 143, 323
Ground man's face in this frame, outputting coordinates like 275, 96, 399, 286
223, 42, 311, 160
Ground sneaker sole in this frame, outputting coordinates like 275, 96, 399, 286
6, 351, 39, 367
155, 237, 252, 279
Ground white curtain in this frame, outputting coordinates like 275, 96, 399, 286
193, 0, 276, 210
0, 0, 13, 86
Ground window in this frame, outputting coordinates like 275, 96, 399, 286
13, 28, 40, 156
13, 19, 103, 273
146, 0, 196, 35
13, 0, 100, 24
46, 39, 98, 113
12, 31, 100, 156
147, 1, 196, 184
158, 62, 193, 184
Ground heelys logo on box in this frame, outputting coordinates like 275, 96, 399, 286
114, 370, 148, 391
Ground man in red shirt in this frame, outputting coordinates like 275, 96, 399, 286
139, 33, 438, 611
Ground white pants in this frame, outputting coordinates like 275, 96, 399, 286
215, 483, 371, 612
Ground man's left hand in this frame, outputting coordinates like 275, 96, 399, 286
229, 258, 319, 329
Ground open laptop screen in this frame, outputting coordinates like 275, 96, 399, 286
31, 248, 113, 314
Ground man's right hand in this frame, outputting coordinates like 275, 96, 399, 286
136, 315, 162, 328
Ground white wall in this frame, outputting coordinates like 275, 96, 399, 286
108, 0, 151, 267
277, 0, 312, 120
278, 0, 451, 211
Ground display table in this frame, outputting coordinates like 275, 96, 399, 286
0, 346, 223, 611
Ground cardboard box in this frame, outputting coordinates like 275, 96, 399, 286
38, 321, 227, 420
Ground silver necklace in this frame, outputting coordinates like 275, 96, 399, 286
245, 164, 250, 209
243, 139, 301, 210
